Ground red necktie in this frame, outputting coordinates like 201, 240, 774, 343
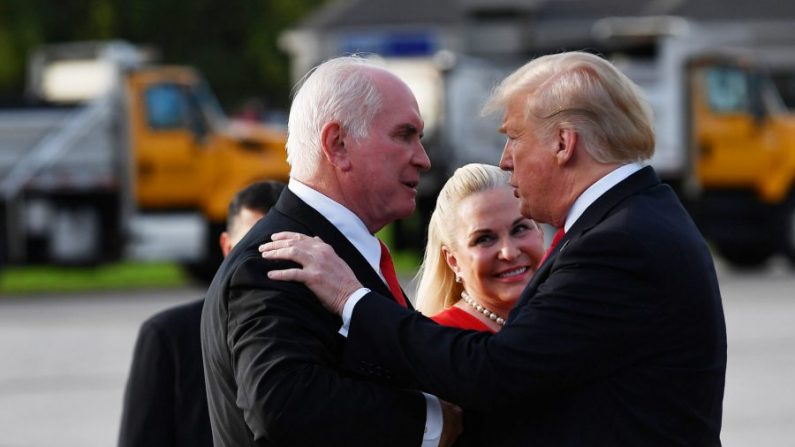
378, 240, 408, 307
539, 228, 566, 266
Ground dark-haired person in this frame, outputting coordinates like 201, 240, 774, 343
118, 180, 284, 447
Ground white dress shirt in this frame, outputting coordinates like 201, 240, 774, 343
288, 178, 443, 447
562, 162, 643, 232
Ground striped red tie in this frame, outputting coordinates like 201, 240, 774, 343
378, 240, 408, 307
539, 228, 566, 266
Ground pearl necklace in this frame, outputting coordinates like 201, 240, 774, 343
460, 291, 505, 326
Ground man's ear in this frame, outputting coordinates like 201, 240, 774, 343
320, 121, 351, 171
219, 232, 232, 257
555, 127, 577, 166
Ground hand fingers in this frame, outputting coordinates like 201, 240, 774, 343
266, 268, 306, 282
260, 246, 310, 264
259, 234, 327, 253
271, 231, 310, 241
259, 237, 318, 253
259, 239, 302, 253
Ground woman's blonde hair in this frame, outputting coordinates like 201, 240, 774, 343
415, 163, 511, 316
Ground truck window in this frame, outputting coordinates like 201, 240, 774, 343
705, 67, 750, 114
771, 73, 795, 111
145, 84, 189, 129
145, 83, 210, 139
185, 87, 210, 139
191, 80, 227, 127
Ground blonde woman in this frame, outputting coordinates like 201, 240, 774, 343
416, 163, 545, 332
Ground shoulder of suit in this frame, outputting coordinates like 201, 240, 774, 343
142, 299, 204, 332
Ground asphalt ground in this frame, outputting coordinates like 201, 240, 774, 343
0, 258, 793, 446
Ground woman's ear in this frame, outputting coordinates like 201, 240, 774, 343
320, 121, 351, 170
442, 245, 460, 277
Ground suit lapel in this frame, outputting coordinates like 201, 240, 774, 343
511, 166, 661, 315
565, 166, 660, 240
274, 189, 405, 307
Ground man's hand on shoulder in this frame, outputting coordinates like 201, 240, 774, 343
259, 231, 362, 315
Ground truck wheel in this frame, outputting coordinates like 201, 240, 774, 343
716, 242, 773, 269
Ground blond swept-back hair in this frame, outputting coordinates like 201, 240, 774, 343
484, 51, 655, 163
286, 56, 386, 179
415, 163, 511, 316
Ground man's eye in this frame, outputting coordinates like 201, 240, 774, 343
396, 132, 415, 142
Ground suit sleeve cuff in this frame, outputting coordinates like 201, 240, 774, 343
338, 287, 370, 337
422, 393, 443, 447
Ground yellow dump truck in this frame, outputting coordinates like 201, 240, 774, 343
294, 19, 795, 269
0, 41, 289, 279
684, 52, 795, 266
389, 19, 795, 268
594, 22, 795, 268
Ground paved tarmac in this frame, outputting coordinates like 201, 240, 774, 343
0, 258, 793, 446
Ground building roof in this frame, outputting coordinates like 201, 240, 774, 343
301, 0, 795, 30
302, 0, 462, 29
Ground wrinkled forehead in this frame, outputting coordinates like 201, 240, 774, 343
498, 93, 532, 134
372, 72, 424, 127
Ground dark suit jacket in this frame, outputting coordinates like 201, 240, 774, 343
201, 188, 426, 447
342, 167, 727, 446
119, 299, 213, 447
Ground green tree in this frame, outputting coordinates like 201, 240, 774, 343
0, 0, 44, 99
0, 0, 325, 109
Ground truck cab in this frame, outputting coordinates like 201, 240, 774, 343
128, 67, 288, 219
0, 41, 289, 280
687, 54, 795, 266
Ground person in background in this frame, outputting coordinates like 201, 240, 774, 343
414, 162, 545, 445
118, 180, 284, 447
415, 163, 544, 333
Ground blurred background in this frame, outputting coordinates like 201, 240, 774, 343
1, 0, 794, 445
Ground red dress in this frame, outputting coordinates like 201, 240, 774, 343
431, 306, 495, 333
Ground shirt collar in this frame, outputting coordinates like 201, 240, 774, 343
564, 162, 644, 232
288, 178, 382, 275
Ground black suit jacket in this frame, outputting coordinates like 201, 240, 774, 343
119, 299, 213, 447
342, 167, 727, 446
201, 188, 426, 447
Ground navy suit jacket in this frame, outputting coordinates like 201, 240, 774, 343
201, 188, 426, 446
342, 167, 727, 446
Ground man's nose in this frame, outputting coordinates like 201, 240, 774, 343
499, 144, 513, 171
413, 143, 431, 171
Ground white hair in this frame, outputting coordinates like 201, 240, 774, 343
286, 56, 386, 179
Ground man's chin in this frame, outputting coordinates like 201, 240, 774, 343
380, 203, 416, 227
520, 205, 535, 221
400, 203, 417, 220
